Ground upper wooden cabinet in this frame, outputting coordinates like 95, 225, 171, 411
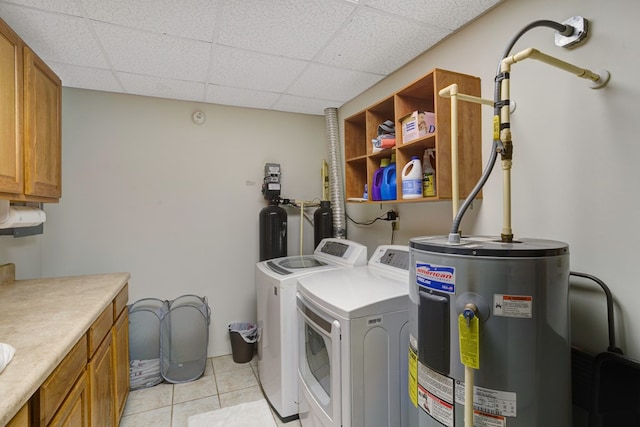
344, 68, 482, 204
0, 19, 23, 196
0, 17, 61, 202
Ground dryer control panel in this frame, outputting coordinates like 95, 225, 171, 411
369, 245, 410, 271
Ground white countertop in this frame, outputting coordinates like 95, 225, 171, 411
0, 271, 130, 425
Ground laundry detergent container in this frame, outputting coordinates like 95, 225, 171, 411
160, 295, 211, 384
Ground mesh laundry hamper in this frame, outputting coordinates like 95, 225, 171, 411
128, 298, 165, 390
160, 294, 211, 384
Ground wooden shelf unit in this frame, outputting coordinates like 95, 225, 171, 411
344, 68, 483, 204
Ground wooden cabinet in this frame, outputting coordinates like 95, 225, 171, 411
28, 284, 129, 427
344, 68, 482, 203
47, 372, 89, 427
0, 17, 61, 202
23, 46, 62, 200
0, 18, 23, 195
6, 402, 29, 427
88, 334, 113, 427
112, 310, 129, 424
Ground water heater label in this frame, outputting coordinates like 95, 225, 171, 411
454, 380, 517, 417
493, 294, 533, 318
418, 364, 454, 426
415, 262, 456, 294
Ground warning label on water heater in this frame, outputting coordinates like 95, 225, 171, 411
493, 294, 533, 318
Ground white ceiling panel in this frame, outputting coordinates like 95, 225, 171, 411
0, 0, 505, 115
118, 73, 206, 103
0, 4, 108, 67
80, 0, 220, 42
288, 63, 383, 102
0, 0, 81, 16
92, 22, 211, 82
218, 0, 356, 60
315, 6, 451, 75
273, 94, 343, 116
48, 62, 122, 93
209, 45, 308, 92
365, 0, 503, 31
206, 85, 281, 111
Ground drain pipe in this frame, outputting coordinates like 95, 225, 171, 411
324, 107, 346, 239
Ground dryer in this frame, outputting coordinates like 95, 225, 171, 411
296, 245, 411, 427
256, 238, 367, 422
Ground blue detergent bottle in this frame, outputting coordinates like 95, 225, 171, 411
371, 158, 389, 201
380, 153, 396, 200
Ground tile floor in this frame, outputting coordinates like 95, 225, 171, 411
120, 355, 301, 427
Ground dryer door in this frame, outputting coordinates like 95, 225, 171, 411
297, 293, 341, 427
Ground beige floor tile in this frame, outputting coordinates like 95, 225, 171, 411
119, 406, 172, 427
123, 383, 173, 416
218, 385, 265, 408
173, 374, 218, 404
172, 396, 220, 427
203, 358, 213, 376
215, 365, 259, 393
212, 354, 254, 373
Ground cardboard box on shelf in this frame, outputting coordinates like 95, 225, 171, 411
401, 111, 435, 143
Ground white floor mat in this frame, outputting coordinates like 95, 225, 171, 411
188, 399, 277, 427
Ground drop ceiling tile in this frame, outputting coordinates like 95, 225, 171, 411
92, 22, 211, 82
272, 94, 342, 116
80, 0, 220, 41
49, 62, 122, 92
0, 0, 82, 16
287, 63, 383, 102
0, 3, 109, 67
205, 85, 281, 111
119, 72, 206, 103
365, 0, 503, 31
315, 6, 450, 75
219, 0, 356, 60
209, 45, 307, 92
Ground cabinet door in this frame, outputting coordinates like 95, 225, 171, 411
112, 310, 129, 425
23, 46, 61, 199
0, 18, 23, 195
48, 371, 89, 427
6, 402, 29, 427
88, 334, 114, 427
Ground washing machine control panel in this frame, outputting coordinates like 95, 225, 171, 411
369, 245, 410, 271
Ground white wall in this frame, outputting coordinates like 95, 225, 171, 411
340, 0, 640, 358
0, 88, 327, 357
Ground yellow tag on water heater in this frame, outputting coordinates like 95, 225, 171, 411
458, 314, 480, 369
493, 115, 500, 140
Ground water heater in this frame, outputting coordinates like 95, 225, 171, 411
408, 236, 571, 427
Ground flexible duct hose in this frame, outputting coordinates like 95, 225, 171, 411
324, 107, 346, 238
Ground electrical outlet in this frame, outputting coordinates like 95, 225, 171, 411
392, 220, 399, 231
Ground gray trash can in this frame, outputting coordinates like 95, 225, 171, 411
228, 322, 257, 363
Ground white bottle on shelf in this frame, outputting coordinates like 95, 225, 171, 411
401, 156, 423, 199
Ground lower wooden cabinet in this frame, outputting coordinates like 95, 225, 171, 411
112, 310, 129, 424
48, 371, 89, 427
24, 284, 129, 427
88, 334, 113, 427
6, 402, 29, 427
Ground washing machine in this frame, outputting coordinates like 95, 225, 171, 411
256, 238, 367, 422
296, 245, 411, 427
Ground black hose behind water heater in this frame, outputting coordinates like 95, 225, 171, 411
259, 200, 287, 261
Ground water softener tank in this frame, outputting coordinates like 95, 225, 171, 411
313, 200, 333, 249
259, 201, 287, 261
408, 236, 571, 427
